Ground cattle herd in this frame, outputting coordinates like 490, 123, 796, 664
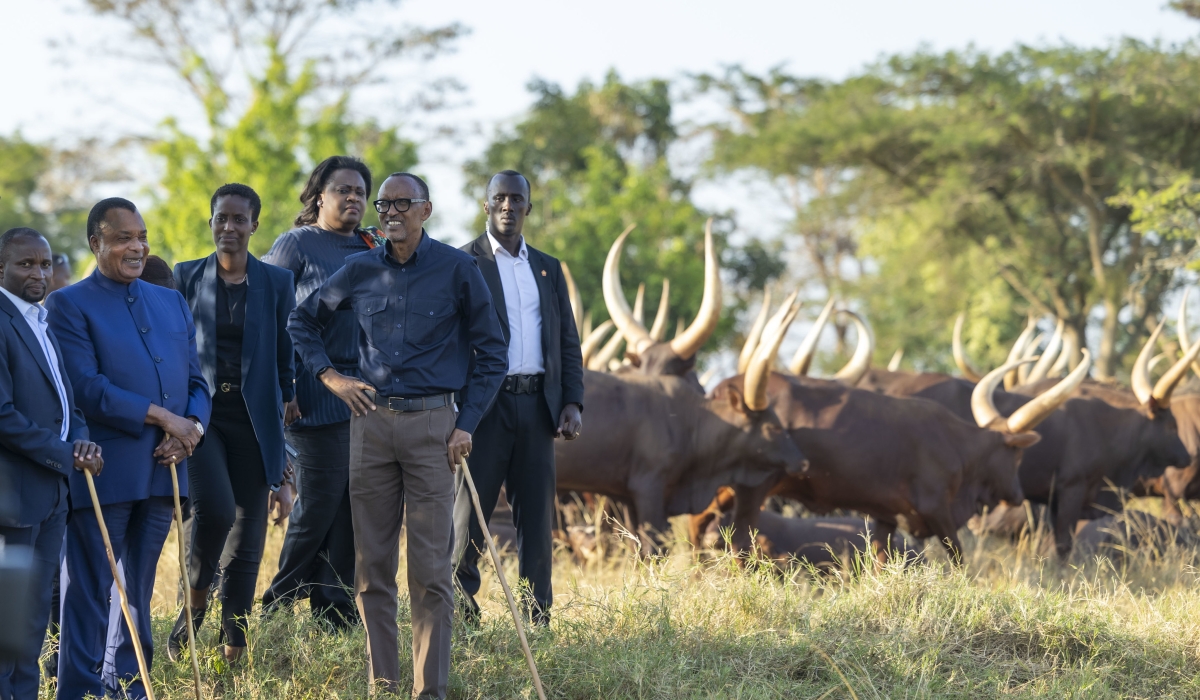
547, 221, 1200, 567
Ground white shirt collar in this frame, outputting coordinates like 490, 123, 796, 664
486, 230, 528, 261
0, 286, 45, 324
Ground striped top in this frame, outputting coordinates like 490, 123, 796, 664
264, 226, 371, 429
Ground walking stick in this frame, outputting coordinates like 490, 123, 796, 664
460, 459, 547, 700
169, 459, 203, 699
83, 470, 157, 700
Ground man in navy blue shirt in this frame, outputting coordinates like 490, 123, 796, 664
289, 172, 506, 699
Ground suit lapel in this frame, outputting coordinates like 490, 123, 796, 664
529, 248, 555, 357
241, 255, 264, 382
197, 255, 219, 388
473, 235, 510, 344
0, 297, 56, 388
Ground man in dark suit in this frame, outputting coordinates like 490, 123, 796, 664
453, 170, 585, 625
46, 198, 211, 700
0, 228, 102, 700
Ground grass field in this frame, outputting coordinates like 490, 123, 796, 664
38, 505, 1200, 699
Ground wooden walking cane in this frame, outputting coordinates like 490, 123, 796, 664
169, 459, 203, 699
460, 459, 547, 700
83, 470, 157, 700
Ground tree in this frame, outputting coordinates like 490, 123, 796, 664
465, 73, 762, 351
701, 39, 1200, 379
84, 0, 459, 261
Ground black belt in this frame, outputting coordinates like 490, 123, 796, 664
372, 392, 454, 413
217, 382, 241, 393
502, 374, 543, 395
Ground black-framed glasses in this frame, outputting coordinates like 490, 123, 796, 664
373, 198, 428, 214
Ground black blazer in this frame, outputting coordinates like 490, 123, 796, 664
462, 234, 585, 427
0, 293, 88, 527
174, 254, 296, 485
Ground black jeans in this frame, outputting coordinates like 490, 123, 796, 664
186, 391, 270, 647
454, 390, 557, 622
262, 421, 358, 627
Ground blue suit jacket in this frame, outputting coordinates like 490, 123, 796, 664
174, 254, 295, 485
0, 294, 89, 526
45, 270, 211, 507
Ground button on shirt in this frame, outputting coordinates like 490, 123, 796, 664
487, 231, 544, 376
1, 287, 70, 440
288, 231, 508, 434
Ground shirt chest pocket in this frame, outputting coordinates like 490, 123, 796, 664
409, 297, 456, 345
352, 296, 389, 347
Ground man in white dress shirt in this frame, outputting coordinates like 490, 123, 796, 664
0, 228, 102, 700
454, 171, 585, 626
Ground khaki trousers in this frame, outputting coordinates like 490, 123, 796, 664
349, 404, 456, 699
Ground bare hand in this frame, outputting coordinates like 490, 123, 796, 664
149, 406, 202, 455
319, 370, 376, 417
446, 428, 472, 473
269, 483, 296, 526
284, 397, 302, 426
72, 440, 104, 476
154, 435, 188, 465
556, 403, 582, 440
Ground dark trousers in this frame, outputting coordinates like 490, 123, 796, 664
58, 497, 173, 700
454, 390, 557, 621
187, 392, 270, 647
0, 505, 67, 700
262, 421, 357, 627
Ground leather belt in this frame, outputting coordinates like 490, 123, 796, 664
502, 374, 543, 395
218, 382, 241, 393
372, 392, 454, 413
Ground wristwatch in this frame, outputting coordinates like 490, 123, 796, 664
191, 419, 205, 437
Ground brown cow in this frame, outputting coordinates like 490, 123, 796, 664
553, 363, 807, 550
692, 486, 920, 568
700, 351, 1088, 564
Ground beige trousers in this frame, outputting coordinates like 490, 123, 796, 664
349, 404, 456, 699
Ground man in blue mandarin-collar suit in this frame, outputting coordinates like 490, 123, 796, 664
0, 228, 103, 700
46, 199, 211, 700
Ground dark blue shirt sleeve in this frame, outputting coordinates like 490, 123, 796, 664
276, 270, 297, 403
455, 260, 507, 434
288, 263, 354, 379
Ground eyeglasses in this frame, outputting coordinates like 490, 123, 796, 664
373, 198, 428, 214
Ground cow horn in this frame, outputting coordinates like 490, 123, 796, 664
674, 317, 685, 339
745, 298, 801, 412
602, 224, 655, 357
1152, 324, 1200, 406
1132, 320, 1165, 406
560, 261, 584, 335
1178, 288, 1200, 379
1005, 350, 1092, 434
580, 320, 615, 368
582, 311, 593, 340
1003, 317, 1038, 390
952, 313, 984, 382
788, 296, 836, 375
632, 283, 646, 324
1025, 318, 1065, 385
972, 356, 1040, 429
1017, 331, 1046, 385
737, 287, 773, 375
1048, 327, 1077, 378
887, 348, 904, 372
669, 218, 722, 360
649, 279, 671, 342
1149, 353, 1168, 377
588, 327, 625, 371
833, 310, 874, 386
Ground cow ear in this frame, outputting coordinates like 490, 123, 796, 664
1004, 431, 1041, 449
725, 385, 748, 414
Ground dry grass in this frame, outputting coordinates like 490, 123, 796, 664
37, 507, 1200, 699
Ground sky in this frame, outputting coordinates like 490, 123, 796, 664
2, 0, 1196, 376
3, 0, 1195, 243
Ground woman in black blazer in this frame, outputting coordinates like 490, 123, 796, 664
169, 183, 297, 662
